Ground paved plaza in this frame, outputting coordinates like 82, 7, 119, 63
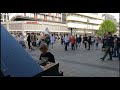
25, 41, 120, 77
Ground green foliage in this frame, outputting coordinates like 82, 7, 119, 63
97, 20, 117, 36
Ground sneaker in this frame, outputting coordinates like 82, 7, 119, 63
100, 58, 104, 61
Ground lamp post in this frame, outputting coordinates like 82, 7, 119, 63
71, 28, 73, 35
86, 19, 89, 35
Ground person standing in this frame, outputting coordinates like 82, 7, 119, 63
87, 36, 92, 50
100, 32, 113, 61
95, 37, 100, 50
27, 34, 33, 50
61, 36, 64, 45
113, 35, 119, 57
64, 34, 69, 51
50, 34, 55, 49
30, 33, 34, 47
78, 35, 82, 47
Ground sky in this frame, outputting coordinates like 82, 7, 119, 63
98, 13, 119, 22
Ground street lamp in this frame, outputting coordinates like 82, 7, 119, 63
86, 19, 89, 35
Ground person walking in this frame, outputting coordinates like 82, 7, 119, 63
75, 35, 79, 49
87, 36, 92, 50
30, 33, 34, 47
102, 34, 107, 51
71, 35, 75, 50
113, 35, 119, 57
19, 34, 26, 48
100, 32, 113, 61
27, 34, 33, 50
50, 34, 55, 49
61, 36, 64, 45
95, 37, 100, 50
45, 34, 50, 48
78, 35, 82, 47
83, 34, 88, 49
37, 33, 42, 47
64, 34, 69, 51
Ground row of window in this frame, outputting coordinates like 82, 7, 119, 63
1, 13, 9, 21
9, 23, 22, 30
6, 23, 67, 31
23, 24, 66, 31
40, 13, 61, 17
67, 14, 100, 21
67, 21, 98, 26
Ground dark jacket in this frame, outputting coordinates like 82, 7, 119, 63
104, 36, 113, 47
83, 37, 87, 41
27, 35, 31, 42
88, 36, 91, 43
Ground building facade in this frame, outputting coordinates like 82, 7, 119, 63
1, 13, 10, 22
66, 13, 103, 36
1, 13, 68, 35
1, 13, 64, 23
102, 14, 117, 23
1, 21, 68, 36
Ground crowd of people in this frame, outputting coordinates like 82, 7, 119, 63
60, 32, 120, 61
60, 33, 101, 51
11, 31, 120, 62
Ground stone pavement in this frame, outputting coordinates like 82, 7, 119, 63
25, 41, 120, 77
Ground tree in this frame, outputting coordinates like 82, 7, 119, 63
97, 20, 117, 36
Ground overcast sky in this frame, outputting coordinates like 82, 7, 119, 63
98, 13, 119, 22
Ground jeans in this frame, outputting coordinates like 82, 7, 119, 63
113, 46, 119, 57
65, 42, 68, 51
51, 43, 54, 49
118, 48, 120, 60
96, 43, 98, 48
71, 44, 75, 50
75, 43, 78, 49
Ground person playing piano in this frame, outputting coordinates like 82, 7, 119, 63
39, 43, 55, 63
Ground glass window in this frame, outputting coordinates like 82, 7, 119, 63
7, 15, 9, 20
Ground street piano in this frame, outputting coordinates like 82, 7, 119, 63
0, 25, 63, 77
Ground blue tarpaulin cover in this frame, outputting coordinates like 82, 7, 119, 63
1, 25, 44, 77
